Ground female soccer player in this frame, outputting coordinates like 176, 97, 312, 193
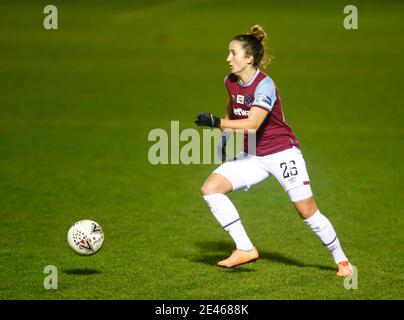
195, 25, 353, 276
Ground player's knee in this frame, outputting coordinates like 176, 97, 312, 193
201, 181, 218, 196
201, 173, 233, 196
201, 178, 230, 195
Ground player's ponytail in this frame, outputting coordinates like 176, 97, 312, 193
232, 24, 272, 69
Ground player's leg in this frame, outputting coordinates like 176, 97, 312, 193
289, 190, 352, 276
201, 154, 269, 267
263, 147, 352, 276
202, 173, 250, 251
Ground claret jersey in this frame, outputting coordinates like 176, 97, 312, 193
225, 69, 300, 156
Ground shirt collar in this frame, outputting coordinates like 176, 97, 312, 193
238, 69, 260, 87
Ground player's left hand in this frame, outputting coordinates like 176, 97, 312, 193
195, 112, 221, 128
216, 130, 231, 162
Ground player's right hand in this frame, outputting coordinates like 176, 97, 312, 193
195, 112, 221, 128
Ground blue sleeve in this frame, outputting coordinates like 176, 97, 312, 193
253, 77, 277, 112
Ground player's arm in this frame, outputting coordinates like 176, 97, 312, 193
220, 107, 268, 132
195, 106, 268, 133
195, 78, 274, 131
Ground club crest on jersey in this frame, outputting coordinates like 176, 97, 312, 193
245, 95, 253, 108
236, 95, 244, 104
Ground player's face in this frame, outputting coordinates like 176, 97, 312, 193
227, 40, 253, 75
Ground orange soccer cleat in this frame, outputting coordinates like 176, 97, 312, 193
336, 261, 353, 277
217, 247, 259, 268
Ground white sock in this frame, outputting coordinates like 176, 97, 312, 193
226, 220, 254, 251
203, 193, 254, 251
303, 210, 348, 264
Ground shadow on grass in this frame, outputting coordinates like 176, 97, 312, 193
63, 268, 102, 275
193, 240, 335, 272
259, 251, 335, 271
190, 241, 255, 272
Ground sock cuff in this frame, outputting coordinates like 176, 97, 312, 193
203, 193, 225, 201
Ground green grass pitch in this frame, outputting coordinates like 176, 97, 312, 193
0, 0, 403, 299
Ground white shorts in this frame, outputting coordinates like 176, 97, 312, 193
213, 147, 313, 202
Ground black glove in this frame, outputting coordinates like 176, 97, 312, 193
195, 112, 221, 128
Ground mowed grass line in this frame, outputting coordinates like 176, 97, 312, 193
0, 0, 403, 299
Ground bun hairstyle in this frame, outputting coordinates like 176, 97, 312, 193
249, 24, 267, 42
232, 24, 271, 69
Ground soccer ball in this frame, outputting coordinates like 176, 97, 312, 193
67, 220, 104, 256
